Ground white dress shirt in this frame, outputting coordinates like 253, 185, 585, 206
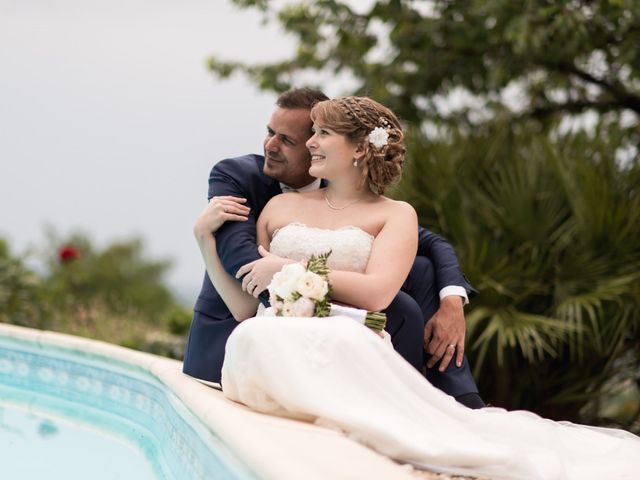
279, 178, 322, 193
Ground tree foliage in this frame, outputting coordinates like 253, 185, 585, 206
0, 239, 49, 328
41, 231, 175, 319
212, 0, 640, 138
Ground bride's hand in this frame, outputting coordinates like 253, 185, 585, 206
194, 196, 250, 236
236, 246, 294, 298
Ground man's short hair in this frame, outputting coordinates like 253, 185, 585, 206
276, 88, 329, 110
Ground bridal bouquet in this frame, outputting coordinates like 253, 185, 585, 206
267, 251, 387, 332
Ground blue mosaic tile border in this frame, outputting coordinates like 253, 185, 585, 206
0, 335, 259, 480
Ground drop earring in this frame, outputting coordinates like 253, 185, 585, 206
353, 159, 358, 167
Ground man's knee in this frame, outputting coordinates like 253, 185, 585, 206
402, 256, 439, 320
384, 291, 424, 338
383, 291, 424, 370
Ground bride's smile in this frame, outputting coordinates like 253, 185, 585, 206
306, 124, 362, 179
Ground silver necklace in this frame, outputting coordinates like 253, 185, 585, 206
324, 191, 361, 210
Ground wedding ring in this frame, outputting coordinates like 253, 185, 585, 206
448, 344, 455, 349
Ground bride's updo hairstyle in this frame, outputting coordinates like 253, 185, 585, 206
310, 96, 405, 194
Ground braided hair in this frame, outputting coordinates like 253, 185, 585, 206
310, 96, 405, 194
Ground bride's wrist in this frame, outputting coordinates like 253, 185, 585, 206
194, 223, 216, 242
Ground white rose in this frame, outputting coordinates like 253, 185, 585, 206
290, 297, 315, 317
296, 271, 329, 301
368, 127, 389, 149
268, 262, 306, 300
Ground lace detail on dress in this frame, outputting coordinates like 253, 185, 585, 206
270, 223, 373, 273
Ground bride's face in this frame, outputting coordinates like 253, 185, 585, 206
306, 124, 361, 180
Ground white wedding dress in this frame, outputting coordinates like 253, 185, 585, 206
221, 224, 640, 480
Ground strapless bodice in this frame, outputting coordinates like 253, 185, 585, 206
269, 223, 373, 273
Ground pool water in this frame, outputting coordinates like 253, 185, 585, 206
0, 333, 258, 480
1, 404, 156, 479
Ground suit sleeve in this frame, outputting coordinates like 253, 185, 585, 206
206, 161, 261, 278
417, 226, 477, 298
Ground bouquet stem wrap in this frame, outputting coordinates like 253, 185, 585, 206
329, 304, 387, 332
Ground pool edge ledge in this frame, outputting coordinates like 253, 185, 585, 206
0, 324, 416, 480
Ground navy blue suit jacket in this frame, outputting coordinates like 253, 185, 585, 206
183, 154, 474, 382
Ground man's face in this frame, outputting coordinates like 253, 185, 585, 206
263, 107, 315, 189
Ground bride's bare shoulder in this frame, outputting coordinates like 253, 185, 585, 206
268, 191, 298, 204
378, 196, 417, 218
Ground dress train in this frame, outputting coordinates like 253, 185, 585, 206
222, 316, 640, 480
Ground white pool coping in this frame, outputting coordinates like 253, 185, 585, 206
0, 324, 419, 479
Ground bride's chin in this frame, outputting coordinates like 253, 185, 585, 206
308, 165, 323, 177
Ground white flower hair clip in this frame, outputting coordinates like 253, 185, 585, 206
368, 127, 389, 149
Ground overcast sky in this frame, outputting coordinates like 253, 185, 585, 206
0, 0, 336, 303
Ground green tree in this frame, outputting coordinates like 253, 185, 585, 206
212, 0, 639, 137
0, 239, 49, 328
41, 231, 175, 320
209, 0, 640, 428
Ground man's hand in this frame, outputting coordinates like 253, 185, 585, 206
236, 246, 294, 298
424, 296, 466, 371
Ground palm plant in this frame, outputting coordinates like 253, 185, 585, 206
395, 121, 640, 428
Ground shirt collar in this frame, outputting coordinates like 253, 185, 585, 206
280, 178, 322, 193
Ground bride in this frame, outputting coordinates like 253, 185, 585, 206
194, 96, 640, 479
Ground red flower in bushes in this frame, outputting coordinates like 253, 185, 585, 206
58, 245, 81, 263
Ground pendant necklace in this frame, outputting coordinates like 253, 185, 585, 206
324, 191, 361, 211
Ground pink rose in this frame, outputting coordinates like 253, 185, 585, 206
290, 297, 315, 317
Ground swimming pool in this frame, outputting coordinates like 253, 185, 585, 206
0, 325, 259, 480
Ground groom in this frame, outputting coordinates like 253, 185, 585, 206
183, 88, 484, 408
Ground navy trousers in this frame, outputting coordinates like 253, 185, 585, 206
390, 256, 480, 398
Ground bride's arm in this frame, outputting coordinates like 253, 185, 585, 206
194, 197, 260, 321
328, 201, 418, 312
256, 208, 271, 250
235, 194, 298, 296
